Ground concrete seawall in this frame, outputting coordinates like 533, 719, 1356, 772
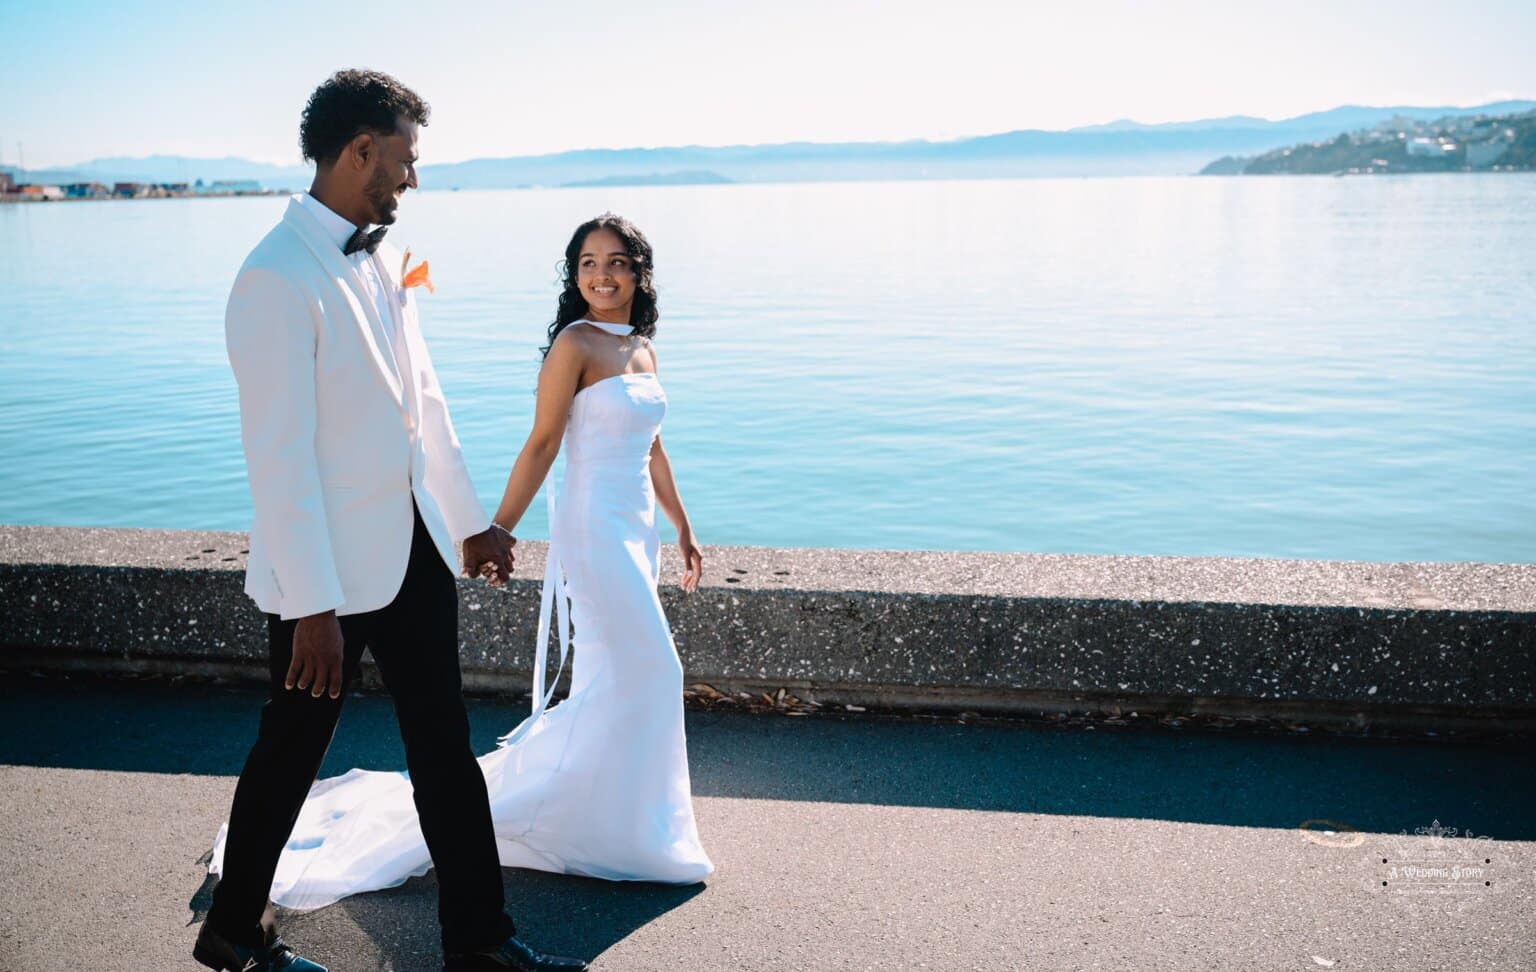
2, 525, 1532, 732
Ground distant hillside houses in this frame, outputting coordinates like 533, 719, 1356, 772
10, 184, 65, 201
204, 178, 264, 194
1405, 136, 1458, 158
65, 182, 110, 198
1202, 109, 1534, 175
1, 174, 273, 202
1403, 116, 1518, 164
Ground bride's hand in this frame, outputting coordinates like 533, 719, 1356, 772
678, 532, 703, 593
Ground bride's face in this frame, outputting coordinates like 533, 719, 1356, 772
576, 228, 636, 318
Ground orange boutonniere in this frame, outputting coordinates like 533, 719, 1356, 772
400, 248, 435, 294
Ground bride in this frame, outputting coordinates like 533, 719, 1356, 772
208, 212, 714, 908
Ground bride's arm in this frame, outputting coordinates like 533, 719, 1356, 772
490, 332, 584, 536
645, 345, 702, 591
649, 434, 692, 537
649, 434, 703, 592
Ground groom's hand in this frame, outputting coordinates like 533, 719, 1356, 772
288, 610, 345, 699
461, 527, 514, 588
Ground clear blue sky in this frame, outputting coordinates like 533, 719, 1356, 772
3, 0, 1533, 168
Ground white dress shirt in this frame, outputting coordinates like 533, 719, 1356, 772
296, 192, 415, 416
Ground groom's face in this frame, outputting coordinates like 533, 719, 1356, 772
361, 117, 420, 226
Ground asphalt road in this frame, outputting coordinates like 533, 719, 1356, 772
0, 674, 1531, 971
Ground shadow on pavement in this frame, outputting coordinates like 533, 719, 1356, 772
178, 847, 703, 964
180, 868, 703, 970
4, 673, 1532, 841
182, 866, 703, 964
331, 869, 700, 969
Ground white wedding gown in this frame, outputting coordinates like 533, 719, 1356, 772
208, 319, 715, 908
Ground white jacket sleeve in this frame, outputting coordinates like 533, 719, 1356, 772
225, 266, 345, 618
413, 328, 491, 542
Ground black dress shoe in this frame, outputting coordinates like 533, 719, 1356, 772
193, 920, 327, 971
444, 933, 589, 971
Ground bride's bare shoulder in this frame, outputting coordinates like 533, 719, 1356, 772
550, 322, 602, 360
554, 320, 597, 343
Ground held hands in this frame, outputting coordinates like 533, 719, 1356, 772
461, 525, 515, 587
678, 529, 704, 593
285, 526, 513, 702
288, 611, 345, 699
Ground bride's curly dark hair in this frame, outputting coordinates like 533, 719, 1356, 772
540, 213, 659, 359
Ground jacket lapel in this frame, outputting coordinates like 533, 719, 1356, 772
374, 247, 424, 418
281, 197, 405, 406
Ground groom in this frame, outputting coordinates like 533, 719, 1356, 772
196, 70, 586, 972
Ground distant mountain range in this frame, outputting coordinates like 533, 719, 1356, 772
7, 100, 1531, 190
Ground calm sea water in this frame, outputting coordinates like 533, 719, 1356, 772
1, 176, 1532, 563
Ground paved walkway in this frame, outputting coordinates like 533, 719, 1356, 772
0, 675, 1531, 971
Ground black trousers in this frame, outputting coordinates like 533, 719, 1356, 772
207, 504, 515, 952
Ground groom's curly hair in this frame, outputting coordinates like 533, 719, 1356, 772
299, 69, 430, 166
541, 213, 660, 359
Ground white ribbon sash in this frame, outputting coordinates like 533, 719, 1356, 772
497, 472, 571, 747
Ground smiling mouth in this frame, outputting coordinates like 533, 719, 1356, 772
591, 285, 617, 296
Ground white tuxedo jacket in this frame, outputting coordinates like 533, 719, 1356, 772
226, 194, 488, 620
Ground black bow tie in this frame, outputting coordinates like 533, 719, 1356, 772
343, 225, 388, 256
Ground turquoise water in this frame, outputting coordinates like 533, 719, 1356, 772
1, 176, 1532, 562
